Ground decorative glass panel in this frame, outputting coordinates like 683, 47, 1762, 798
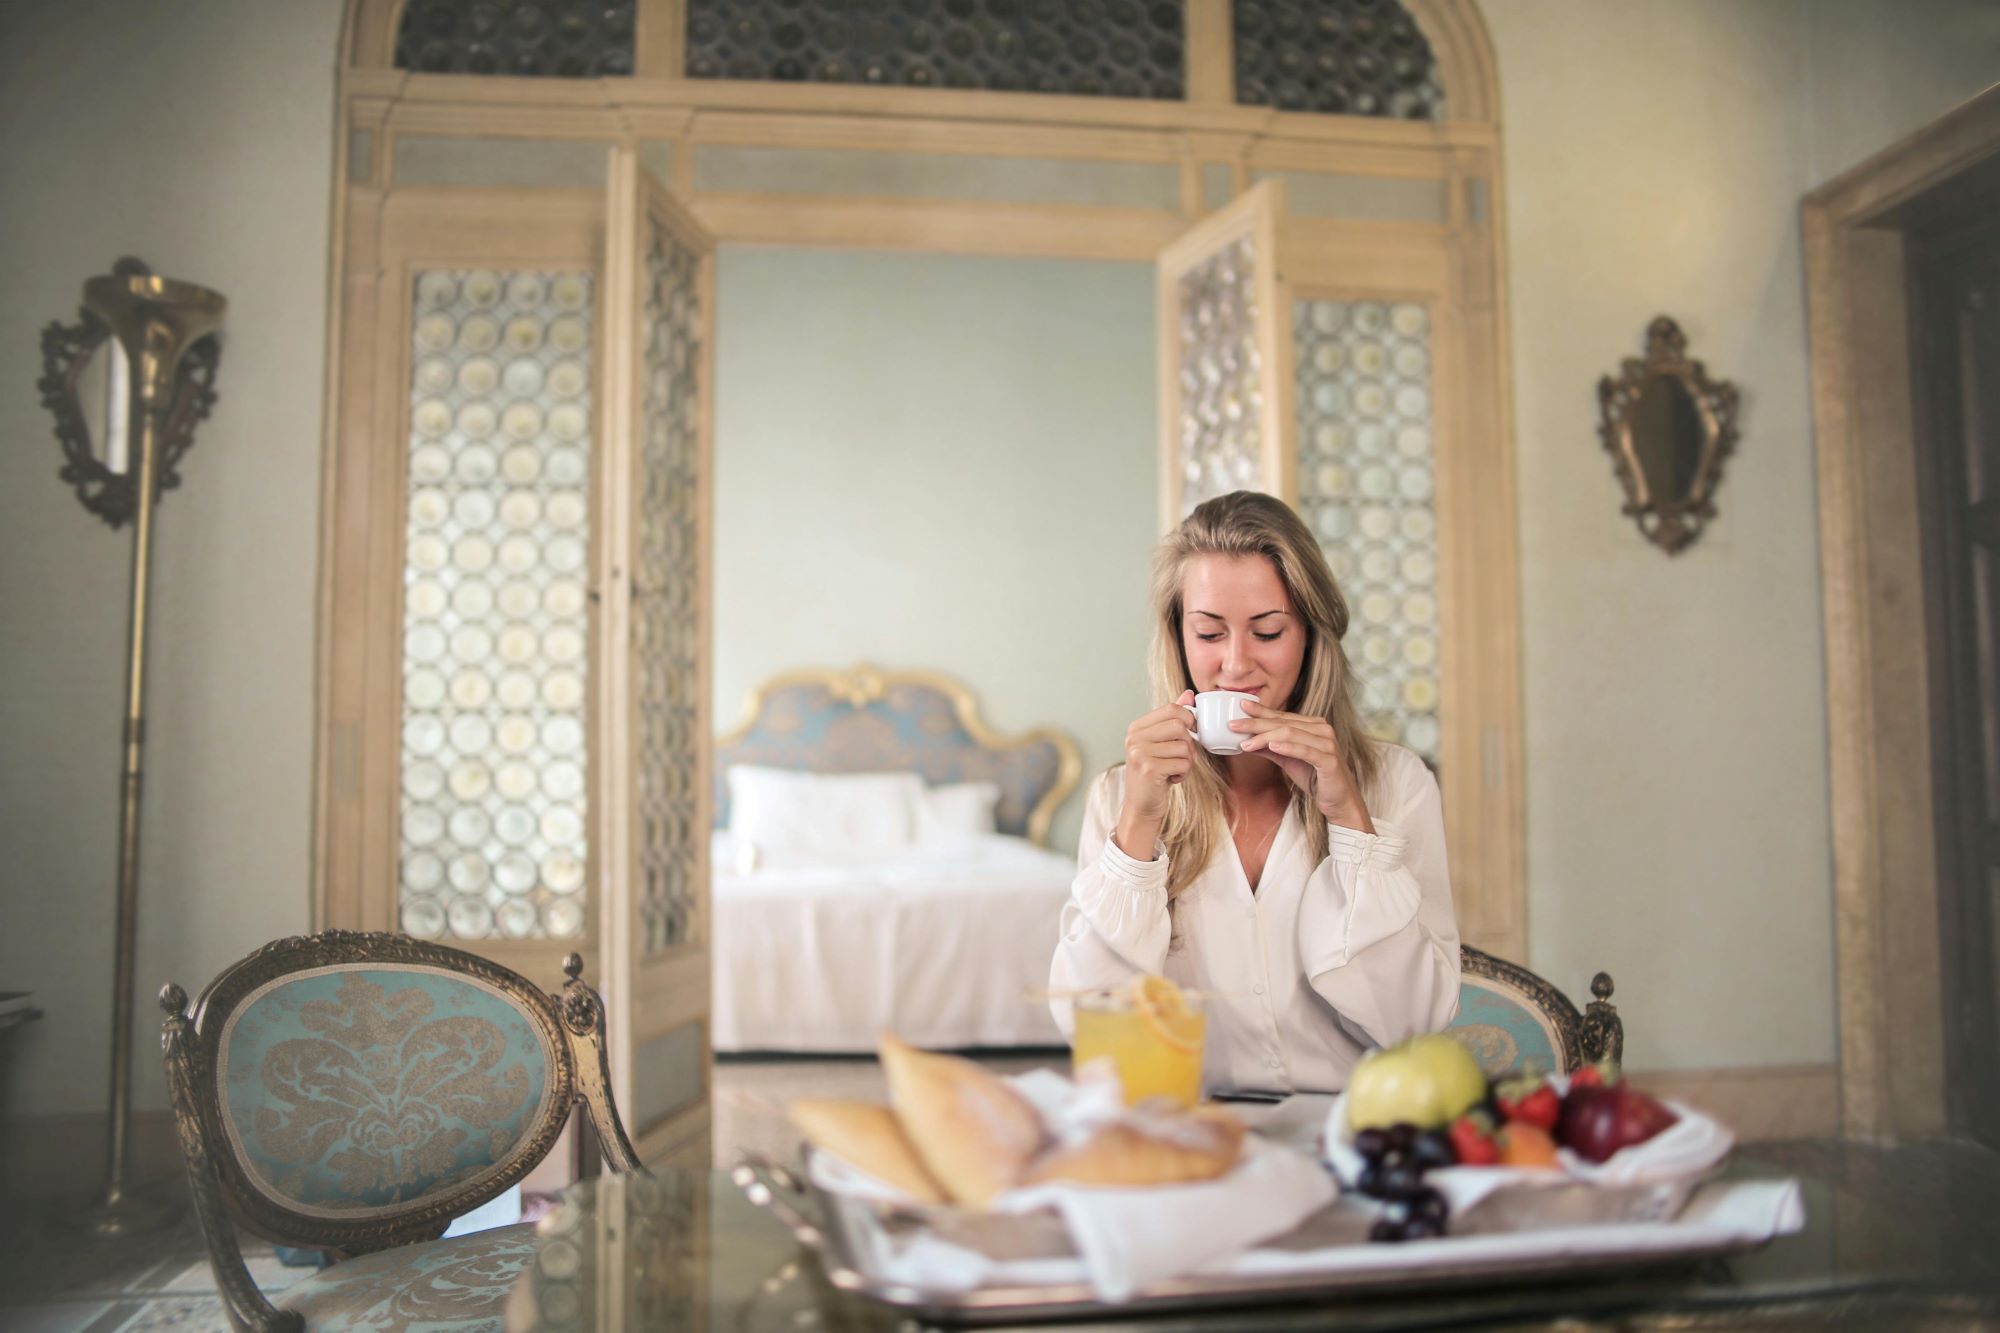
634, 219, 703, 957
395, 0, 636, 78
1293, 298, 1440, 762
685, 0, 1185, 99
1175, 236, 1264, 518
1234, 1, 1444, 121
401, 268, 595, 941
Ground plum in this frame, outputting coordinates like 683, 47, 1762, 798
1555, 1083, 1679, 1163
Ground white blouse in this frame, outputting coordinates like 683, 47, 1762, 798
1049, 744, 1461, 1095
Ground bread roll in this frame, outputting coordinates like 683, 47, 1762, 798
879, 1034, 1046, 1206
1024, 1106, 1246, 1188
787, 1098, 947, 1204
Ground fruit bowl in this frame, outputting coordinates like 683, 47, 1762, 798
1322, 1074, 1736, 1234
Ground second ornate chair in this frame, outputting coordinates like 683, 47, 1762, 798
159, 930, 643, 1332
1447, 945, 1625, 1079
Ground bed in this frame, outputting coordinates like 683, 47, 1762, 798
708, 665, 1083, 1052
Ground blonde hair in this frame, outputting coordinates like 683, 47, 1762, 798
1145, 491, 1380, 906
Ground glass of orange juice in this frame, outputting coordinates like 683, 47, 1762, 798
1071, 975, 1206, 1107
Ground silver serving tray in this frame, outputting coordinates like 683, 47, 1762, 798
730, 1151, 1765, 1326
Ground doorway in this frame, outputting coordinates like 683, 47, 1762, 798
1804, 85, 2000, 1143
1906, 153, 2000, 1150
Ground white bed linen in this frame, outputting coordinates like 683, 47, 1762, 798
710, 831, 1072, 1051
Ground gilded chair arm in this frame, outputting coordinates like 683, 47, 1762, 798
557, 955, 645, 1175
160, 984, 304, 1333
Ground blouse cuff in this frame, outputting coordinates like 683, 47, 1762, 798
1100, 833, 1170, 889
1325, 817, 1409, 870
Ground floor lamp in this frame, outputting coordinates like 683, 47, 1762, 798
38, 257, 226, 1234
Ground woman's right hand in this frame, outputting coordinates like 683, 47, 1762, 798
1115, 691, 1197, 855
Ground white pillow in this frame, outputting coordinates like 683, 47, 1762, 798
913, 781, 1001, 845
726, 766, 923, 869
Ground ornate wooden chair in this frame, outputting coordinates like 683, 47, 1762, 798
1446, 945, 1625, 1079
158, 930, 643, 1332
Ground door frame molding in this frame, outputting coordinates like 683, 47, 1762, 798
1802, 83, 2000, 1143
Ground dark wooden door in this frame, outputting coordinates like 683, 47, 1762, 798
1911, 184, 2000, 1149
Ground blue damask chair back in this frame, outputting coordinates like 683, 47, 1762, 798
160, 931, 643, 1332
1445, 945, 1624, 1079
216, 965, 549, 1217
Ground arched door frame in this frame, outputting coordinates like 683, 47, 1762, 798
315, 0, 1528, 965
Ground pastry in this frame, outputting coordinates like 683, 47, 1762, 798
879, 1034, 1047, 1206
787, 1098, 947, 1204
1024, 1105, 1246, 1188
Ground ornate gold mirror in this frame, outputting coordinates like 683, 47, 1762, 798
1596, 317, 1739, 553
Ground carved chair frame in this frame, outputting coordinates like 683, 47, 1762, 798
160, 929, 645, 1333
1460, 943, 1624, 1072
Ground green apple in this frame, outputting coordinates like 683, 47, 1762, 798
1346, 1034, 1488, 1131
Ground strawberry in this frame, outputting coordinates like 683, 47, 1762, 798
1446, 1110, 1501, 1166
1494, 1071, 1561, 1133
1567, 1059, 1621, 1090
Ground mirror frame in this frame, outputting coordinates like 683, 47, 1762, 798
1595, 316, 1740, 554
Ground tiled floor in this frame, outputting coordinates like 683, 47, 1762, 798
0, 1202, 305, 1332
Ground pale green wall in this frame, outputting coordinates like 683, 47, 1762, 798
0, 0, 1995, 1120
0, 0, 340, 1117
1801, 0, 2000, 181
1484, 0, 1996, 1069
712, 250, 1156, 856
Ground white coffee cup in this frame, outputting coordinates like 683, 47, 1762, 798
1185, 690, 1258, 755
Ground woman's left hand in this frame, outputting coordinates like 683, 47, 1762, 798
1233, 702, 1373, 831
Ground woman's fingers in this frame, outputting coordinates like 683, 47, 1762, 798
1237, 718, 1334, 748
1231, 707, 1331, 735
1241, 727, 1333, 762
1131, 735, 1193, 771
1132, 700, 1197, 735
1140, 714, 1199, 745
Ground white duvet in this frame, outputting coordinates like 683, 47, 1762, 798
709, 832, 1073, 1051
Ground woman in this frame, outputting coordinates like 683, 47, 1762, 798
1050, 491, 1459, 1094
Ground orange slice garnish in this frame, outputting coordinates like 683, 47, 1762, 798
1130, 974, 1203, 1053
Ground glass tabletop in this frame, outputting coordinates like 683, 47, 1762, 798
503, 1141, 2000, 1331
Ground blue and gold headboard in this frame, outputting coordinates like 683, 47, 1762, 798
713, 665, 1083, 847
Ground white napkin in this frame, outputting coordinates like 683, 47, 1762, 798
1223, 1176, 1805, 1279
809, 1068, 1336, 1303
1323, 1076, 1735, 1220
994, 1135, 1336, 1301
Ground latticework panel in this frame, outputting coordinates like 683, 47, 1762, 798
634, 219, 704, 958
685, 0, 1185, 99
395, 0, 636, 77
400, 268, 594, 940
1175, 235, 1265, 518
1292, 298, 1441, 761
1233, 0, 1444, 121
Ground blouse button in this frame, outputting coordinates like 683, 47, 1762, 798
1253, 983, 1264, 995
